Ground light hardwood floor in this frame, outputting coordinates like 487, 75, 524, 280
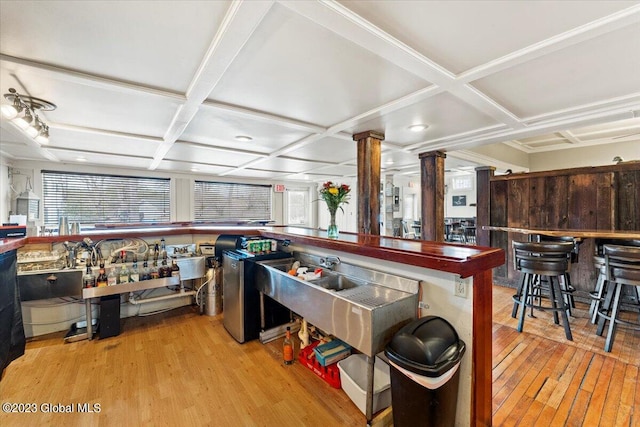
492, 284, 640, 426
1, 285, 639, 426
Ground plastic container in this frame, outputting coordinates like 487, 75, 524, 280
384, 316, 466, 427
298, 341, 341, 388
337, 354, 391, 415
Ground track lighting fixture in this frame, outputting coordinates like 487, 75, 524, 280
2, 87, 56, 144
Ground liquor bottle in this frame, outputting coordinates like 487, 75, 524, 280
130, 254, 140, 282
119, 260, 130, 284
171, 259, 180, 280
96, 261, 108, 287
159, 256, 171, 278
141, 254, 151, 281
283, 326, 294, 365
82, 263, 96, 288
150, 253, 160, 280
107, 266, 118, 286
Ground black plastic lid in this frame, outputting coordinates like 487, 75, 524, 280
385, 316, 466, 378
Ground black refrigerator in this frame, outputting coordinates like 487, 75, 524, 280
222, 249, 291, 343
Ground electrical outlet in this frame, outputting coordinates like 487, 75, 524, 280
454, 277, 468, 298
418, 301, 429, 310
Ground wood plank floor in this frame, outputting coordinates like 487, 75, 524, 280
492, 284, 640, 426
1, 285, 638, 426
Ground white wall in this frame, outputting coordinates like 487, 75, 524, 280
529, 140, 639, 171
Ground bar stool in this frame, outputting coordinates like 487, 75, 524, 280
595, 244, 640, 352
511, 241, 575, 340
589, 239, 640, 324
539, 236, 578, 314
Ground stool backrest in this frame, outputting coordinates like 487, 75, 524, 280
512, 241, 574, 276
603, 244, 640, 285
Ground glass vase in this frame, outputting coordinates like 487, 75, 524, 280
327, 211, 339, 239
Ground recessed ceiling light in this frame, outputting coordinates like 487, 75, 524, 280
190, 167, 199, 172
76, 157, 86, 162
408, 124, 428, 132
235, 135, 253, 142
386, 159, 394, 165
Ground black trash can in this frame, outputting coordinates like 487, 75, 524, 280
384, 316, 466, 427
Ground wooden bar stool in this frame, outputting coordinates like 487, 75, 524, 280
595, 244, 640, 352
511, 241, 575, 340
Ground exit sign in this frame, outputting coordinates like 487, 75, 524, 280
274, 184, 286, 193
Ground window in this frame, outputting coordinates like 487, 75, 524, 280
451, 175, 473, 191
286, 189, 310, 225
42, 171, 170, 227
194, 181, 272, 221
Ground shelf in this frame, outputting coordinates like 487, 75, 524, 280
82, 276, 180, 299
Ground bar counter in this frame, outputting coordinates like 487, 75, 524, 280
1, 223, 504, 426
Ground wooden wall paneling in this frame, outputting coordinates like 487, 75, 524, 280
529, 177, 546, 228
507, 179, 530, 228
545, 175, 569, 229
616, 170, 640, 230
595, 172, 615, 230
490, 180, 508, 280
568, 174, 598, 229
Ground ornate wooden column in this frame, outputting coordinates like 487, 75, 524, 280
475, 166, 495, 247
419, 151, 446, 241
353, 131, 383, 235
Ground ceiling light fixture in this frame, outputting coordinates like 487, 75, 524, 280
2, 88, 56, 145
235, 135, 253, 142
408, 124, 428, 132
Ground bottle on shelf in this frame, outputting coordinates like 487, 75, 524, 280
141, 254, 151, 281
82, 262, 95, 288
96, 260, 108, 287
159, 255, 171, 278
107, 265, 118, 286
119, 259, 130, 284
283, 326, 294, 365
150, 252, 160, 280
130, 254, 140, 282
171, 259, 180, 280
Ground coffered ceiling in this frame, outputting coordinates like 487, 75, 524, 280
1, 1, 639, 181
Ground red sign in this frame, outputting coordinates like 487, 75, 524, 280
274, 184, 286, 193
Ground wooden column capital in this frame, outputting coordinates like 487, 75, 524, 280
353, 131, 385, 142
418, 150, 447, 160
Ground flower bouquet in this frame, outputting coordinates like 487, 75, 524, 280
319, 181, 351, 238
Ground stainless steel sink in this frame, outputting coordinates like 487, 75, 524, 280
313, 274, 363, 291
254, 252, 419, 357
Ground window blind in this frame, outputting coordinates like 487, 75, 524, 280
194, 181, 272, 221
42, 171, 170, 226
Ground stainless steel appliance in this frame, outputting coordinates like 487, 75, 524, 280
222, 249, 291, 343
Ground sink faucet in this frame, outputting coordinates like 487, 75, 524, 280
320, 256, 341, 269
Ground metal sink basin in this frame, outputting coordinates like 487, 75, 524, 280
254, 252, 419, 357
313, 274, 363, 291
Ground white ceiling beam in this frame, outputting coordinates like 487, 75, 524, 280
458, 4, 640, 83
50, 123, 164, 143
416, 108, 638, 153
149, 0, 276, 170
0, 54, 185, 101
200, 100, 326, 134
558, 131, 581, 145
279, 0, 523, 129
